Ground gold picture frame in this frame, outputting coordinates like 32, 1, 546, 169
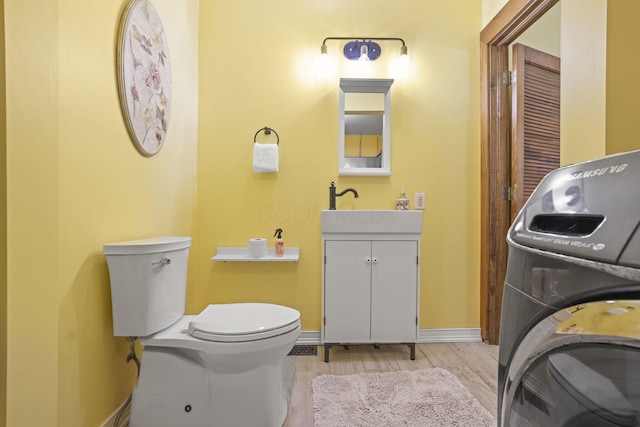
116, 0, 171, 157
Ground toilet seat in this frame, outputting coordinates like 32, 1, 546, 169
188, 303, 300, 343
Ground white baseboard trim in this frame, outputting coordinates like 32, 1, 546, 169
100, 396, 130, 427
297, 328, 482, 346
418, 328, 482, 343
297, 330, 322, 345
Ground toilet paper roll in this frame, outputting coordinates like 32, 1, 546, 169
249, 238, 268, 258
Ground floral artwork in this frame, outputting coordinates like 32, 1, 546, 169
117, 0, 171, 156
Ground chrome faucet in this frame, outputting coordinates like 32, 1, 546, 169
329, 181, 359, 210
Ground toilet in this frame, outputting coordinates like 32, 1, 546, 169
103, 236, 300, 427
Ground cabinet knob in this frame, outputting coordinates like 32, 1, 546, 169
365, 258, 371, 264
373, 258, 378, 264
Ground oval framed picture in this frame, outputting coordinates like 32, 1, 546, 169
117, 0, 171, 157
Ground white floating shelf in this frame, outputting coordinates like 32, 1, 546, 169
211, 247, 300, 262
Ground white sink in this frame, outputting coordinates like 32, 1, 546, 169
321, 210, 423, 234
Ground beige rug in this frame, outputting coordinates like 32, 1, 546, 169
312, 368, 496, 427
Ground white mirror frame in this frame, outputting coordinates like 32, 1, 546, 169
338, 78, 393, 176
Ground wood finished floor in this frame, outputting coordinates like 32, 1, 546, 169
284, 342, 499, 427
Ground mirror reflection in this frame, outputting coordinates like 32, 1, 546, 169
344, 92, 384, 169
339, 78, 393, 176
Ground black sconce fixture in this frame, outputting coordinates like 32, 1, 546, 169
320, 37, 408, 62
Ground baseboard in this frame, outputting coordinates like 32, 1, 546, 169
100, 397, 130, 427
297, 328, 482, 346
297, 330, 322, 345
418, 328, 482, 343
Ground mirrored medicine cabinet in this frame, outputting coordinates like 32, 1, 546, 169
338, 78, 393, 176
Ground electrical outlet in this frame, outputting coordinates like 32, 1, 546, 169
415, 192, 426, 210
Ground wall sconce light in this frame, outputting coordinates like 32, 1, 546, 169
320, 37, 408, 62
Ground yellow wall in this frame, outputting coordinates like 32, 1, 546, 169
0, 0, 6, 423
197, 1, 482, 331
561, 0, 608, 165
4, 0, 199, 425
605, 0, 640, 155
561, 0, 640, 163
483, 0, 508, 27
5, 1, 59, 424
514, 2, 560, 57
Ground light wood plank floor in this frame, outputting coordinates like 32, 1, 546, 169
284, 342, 499, 426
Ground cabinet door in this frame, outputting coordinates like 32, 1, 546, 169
370, 241, 418, 342
324, 240, 372, 342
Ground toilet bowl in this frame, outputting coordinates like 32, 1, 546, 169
103, 237, 300, 427
132, 303, 300, 427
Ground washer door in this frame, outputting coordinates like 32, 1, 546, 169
502, 301, 640, 427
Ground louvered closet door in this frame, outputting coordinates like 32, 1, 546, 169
511, 43, 560, 220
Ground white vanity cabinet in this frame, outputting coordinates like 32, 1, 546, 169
321, 210, 422, 362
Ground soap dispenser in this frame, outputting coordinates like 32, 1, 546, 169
274, 228, 284, 257
396, 188, 410, 210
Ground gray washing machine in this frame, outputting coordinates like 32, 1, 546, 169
498, 150, 640, 426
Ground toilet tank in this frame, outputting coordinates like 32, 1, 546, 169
103, 236, 191, 337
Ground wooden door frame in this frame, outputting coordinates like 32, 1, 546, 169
479, 0, 559, 344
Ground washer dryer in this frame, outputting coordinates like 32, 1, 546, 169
498, 150, 640, 426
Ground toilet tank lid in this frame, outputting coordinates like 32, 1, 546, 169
103, 236, 191, 255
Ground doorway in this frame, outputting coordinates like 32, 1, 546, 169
479, 0, 560, 344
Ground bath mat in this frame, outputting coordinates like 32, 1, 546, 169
311, 368, 496, 427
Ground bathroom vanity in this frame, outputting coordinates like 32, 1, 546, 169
320, 210, 423, 362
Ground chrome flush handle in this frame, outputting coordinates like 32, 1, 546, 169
152, 257, 171, 266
